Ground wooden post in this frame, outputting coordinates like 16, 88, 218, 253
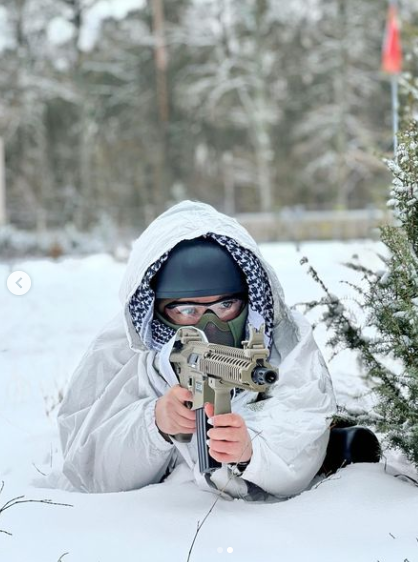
0, 137, 6, 226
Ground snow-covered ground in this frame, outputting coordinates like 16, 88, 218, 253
1, 240, 418, 562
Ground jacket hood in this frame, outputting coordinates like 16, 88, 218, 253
119, 200, 297, 352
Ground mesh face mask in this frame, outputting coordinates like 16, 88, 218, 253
155, 304, 248, 347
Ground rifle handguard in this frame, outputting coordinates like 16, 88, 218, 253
170, 325, 279, 474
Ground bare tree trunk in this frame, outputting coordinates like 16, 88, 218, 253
237, 78, 274, 213
254, 118, 274, 213
150, 0, 170, 211
151, 0, 169, 126
0, 138, 6, 226
222, 152, 235, 215
35, 117, 53, 232
335, 0, 349, 209
237, 8, 274, 213
69, 0, 93, 229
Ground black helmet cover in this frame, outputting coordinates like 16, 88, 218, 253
153, 237, 247, 299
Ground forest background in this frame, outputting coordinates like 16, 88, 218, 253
1, 0, 418, 236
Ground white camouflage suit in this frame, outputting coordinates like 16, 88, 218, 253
58, 201, 336, 501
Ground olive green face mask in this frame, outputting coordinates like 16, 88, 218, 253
155, 304, 248, 348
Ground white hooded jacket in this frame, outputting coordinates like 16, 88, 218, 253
58, 201, 336, 500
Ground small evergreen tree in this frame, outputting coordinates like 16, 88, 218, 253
300, 120, 418, 469
300, 21, 418, 469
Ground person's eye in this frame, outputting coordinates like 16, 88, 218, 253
220, 300, 234, 309
179, 306, 198, 316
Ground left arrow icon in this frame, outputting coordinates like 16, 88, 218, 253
7, 271, 32, 296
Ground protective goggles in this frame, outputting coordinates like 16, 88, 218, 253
163, 295, 246, 326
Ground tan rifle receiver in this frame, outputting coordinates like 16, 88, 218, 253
169, 324, 278, 473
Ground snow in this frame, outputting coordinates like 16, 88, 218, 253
1, 240, 418, 562
0, 0, 146, 55
79, 0, 146, 52
47, 18, 76, 47
0, 6, 13, 53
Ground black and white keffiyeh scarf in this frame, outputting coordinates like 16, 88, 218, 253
128, 234, 275, 351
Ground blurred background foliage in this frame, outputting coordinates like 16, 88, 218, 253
0, 0, 417, 235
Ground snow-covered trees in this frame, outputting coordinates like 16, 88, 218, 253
305, 121, 418, 468
300, 27, 418, 467
292, 0, 390, 209
0, 0, 85, 228
172, 0, 284, 212
1, 1, 418, 227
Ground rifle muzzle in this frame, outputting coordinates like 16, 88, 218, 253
251, 367, 278, 386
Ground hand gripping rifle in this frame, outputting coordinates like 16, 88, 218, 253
169, 325, 279, 474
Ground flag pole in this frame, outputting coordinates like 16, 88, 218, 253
0, 137, 6, 226
391, 74, 399, 156
382, 0, 402, 159
390, 0, 399, 158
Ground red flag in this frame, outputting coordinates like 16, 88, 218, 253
382, 5, 402, 74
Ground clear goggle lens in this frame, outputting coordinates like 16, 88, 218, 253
164, 296, 245, 325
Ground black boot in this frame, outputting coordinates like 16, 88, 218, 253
321, 426, 381, 475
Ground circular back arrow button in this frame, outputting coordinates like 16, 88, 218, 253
7, 271, 32, 296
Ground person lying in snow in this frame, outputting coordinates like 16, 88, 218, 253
57, 200, 337, 500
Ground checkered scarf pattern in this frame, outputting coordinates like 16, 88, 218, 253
128, 234, 275, 351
